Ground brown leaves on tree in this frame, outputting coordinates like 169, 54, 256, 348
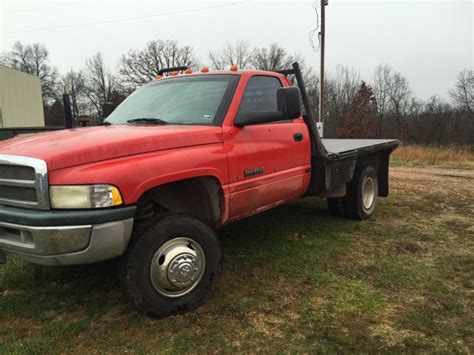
337, 81, 379, 139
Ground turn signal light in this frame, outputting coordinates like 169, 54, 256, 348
200, 66, 209, 73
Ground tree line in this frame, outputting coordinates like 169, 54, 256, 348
1, 40, 472, 146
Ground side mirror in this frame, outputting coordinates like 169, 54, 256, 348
234, 86, 301, 127
277, 86, 301, 119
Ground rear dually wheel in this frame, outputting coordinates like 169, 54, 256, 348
342, 166, 378, 220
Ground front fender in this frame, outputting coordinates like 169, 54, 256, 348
48, 144, 229, 205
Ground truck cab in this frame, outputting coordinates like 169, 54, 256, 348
0, 64, 398, 316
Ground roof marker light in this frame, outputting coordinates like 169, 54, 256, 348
200, 66, 209, 73
184, 68, 193, 74
155, 75, 163, 80
230, 65, 238, 71
171, 71, 179, 76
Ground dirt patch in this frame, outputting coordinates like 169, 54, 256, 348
391, 167, 474, 217
394, 241, 426, 255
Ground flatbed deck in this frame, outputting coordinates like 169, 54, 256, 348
321, 139, 399, 158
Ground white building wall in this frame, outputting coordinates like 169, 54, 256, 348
0, 65, 45, 128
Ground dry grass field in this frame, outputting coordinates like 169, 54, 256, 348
1, 146, 473, 353
392, 145, 474, 169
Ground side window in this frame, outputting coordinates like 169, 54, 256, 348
239, 76, 282, 113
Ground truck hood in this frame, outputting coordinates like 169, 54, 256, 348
0, 125, 223, 171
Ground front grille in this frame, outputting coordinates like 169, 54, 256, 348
0, 155, 49, 209
0, 186, 38, 203
0, 165, 35, 181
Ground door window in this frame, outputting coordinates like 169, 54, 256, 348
239, 76, 282, 113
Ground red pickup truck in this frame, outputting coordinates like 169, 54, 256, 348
0, 63, 398, 316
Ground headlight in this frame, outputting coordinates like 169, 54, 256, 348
50, 185, 123, 209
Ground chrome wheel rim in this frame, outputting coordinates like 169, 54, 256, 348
150, 237, 206, 298
362, 176, 376, 210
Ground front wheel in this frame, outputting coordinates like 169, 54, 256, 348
120, 213, 222, 317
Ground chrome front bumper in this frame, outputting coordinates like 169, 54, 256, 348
0, 218, 134, 266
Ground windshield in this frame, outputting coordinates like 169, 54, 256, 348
105, 75, 238, 126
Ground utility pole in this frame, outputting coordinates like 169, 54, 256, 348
319, 0, 328, 128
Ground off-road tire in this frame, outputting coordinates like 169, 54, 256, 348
119, 213, 222, 317
342, 166, 378, 220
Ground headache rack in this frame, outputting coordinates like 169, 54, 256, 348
277, 63, 328, 160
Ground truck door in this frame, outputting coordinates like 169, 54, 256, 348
224, 75, 311, 220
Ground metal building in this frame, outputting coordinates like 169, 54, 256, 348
0, 65, 45, 128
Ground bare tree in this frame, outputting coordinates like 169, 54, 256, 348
1, 41, 59, 104
371, 64, 412, 137
449, 69, 474, 117
372, 64, 392, 137
62, 69, 86, 119
323, 65, 361, 136
118, 40, 198, 90
84, 52, 122, 121
338, 66, 361, 107
251, 43, 301, 71
302, 69, 320, 120
209, 41, 255, 70
387, 72, 411, 136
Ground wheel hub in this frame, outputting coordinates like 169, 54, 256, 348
362, 176, 375, 210
168, 253, 200, 288
150, 238, 206, 298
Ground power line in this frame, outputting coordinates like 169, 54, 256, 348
6, 2, 243, 35
308, 0, 321, 52
10, 2, 87, 14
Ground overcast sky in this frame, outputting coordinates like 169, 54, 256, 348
1, 0, 472, 100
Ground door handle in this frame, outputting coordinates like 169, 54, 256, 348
293, 133, 304, 142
